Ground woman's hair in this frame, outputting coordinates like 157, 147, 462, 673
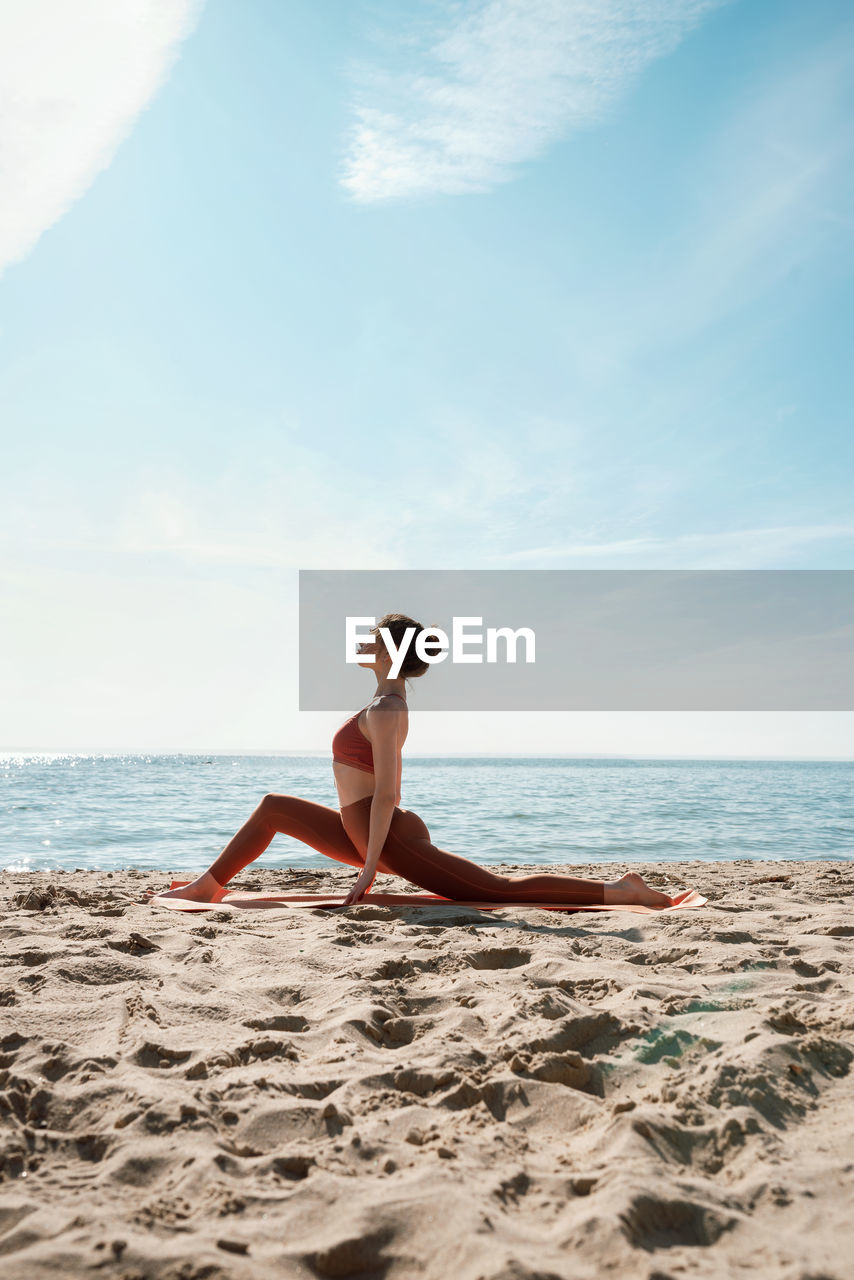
371, 612, 438, 681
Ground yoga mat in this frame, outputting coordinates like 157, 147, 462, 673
151, 882, 708, 914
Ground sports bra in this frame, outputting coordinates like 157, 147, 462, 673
332, 706, 374, 774
331, 696, 407, 775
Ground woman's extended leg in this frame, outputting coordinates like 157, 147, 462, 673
155, 794, 376, 902
371, 807, 672, 908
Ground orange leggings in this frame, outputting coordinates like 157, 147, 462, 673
205, 793, 606, 905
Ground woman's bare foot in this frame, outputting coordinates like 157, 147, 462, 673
604, 871, 672, 909
145, 871, 226, 904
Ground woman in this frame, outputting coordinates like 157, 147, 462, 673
154, 612, 673, 909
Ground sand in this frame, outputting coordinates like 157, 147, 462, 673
1, 859, 852, 1280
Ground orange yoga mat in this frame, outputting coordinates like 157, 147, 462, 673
151, 881, 708, 915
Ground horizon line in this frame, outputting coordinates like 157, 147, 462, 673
2, 749, 853, 763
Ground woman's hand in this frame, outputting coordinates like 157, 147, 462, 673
341, 868, 375, 907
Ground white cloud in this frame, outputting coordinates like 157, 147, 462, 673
0, 0, 203, 276
341, 0, 727, 202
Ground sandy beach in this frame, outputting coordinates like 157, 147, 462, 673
1, 859, 852, 1279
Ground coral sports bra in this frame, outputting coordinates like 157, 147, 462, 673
332, 706, 374, 774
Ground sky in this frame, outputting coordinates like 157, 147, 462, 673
1, 0, 853, 758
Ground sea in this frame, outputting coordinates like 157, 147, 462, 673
2, 754, 852, 877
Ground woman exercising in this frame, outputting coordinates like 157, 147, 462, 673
153, 612, 673, 909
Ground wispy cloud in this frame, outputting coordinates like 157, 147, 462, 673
560, 30, 854, 372
341, 0, 727, 202
657, 44, 854, 327
498, 521, 854, 568
5, 441, 407, 572
0, 0, 203, 276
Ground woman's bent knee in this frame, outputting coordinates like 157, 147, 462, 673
259, 792, 293, 813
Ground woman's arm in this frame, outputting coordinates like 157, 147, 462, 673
341, 706, 403, 906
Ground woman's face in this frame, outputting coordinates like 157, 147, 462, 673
356, 632, 390, 671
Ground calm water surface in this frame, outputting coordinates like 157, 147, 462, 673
2, 754, 852, 875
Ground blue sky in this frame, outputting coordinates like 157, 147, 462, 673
1, 0, 853, 756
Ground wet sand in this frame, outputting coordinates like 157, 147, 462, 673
1, 859, 852, 1279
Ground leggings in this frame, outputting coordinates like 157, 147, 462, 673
205, 793, 606, 905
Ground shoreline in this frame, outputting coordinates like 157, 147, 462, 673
2, 861, 852, 1277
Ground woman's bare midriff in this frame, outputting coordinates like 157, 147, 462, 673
333, 760, 383, 808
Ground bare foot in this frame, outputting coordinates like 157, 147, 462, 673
604, 871, 672, 909
145, 871, 226, 904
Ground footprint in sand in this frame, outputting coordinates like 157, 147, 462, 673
464, 946, 532, 970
